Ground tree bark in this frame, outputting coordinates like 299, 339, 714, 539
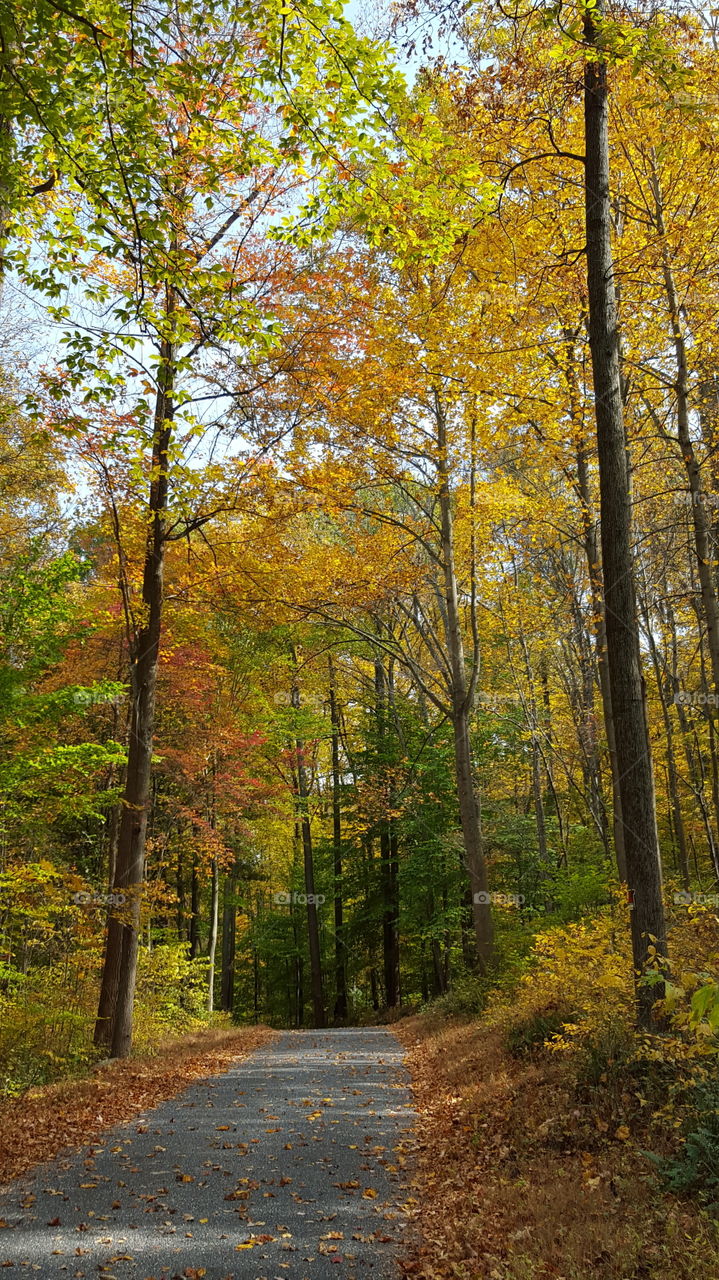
583, 9, 667, 1025
435, 390, 493, 970
375, 655, 400, 1007
189, 853, 201, 958
649, 158, 719, 701
95, 316, 174, 1058
573, 398, 627, 880
220, 867, 236, 1014
639, 586, 690, 890
207, 857, 219, 1012
329, 657, 348, 1022
291, 679, 325, 1027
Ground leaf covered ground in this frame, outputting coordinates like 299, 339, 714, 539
396, 1014, 719, 1280
0, 1026, 273, 1188
0, 1027, 412, 1278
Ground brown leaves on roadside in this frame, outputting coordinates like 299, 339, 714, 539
394, 1015, 719, 1280
0, 1026, 274, 1186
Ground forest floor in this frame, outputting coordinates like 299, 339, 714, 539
395, 1012, 719, 1280
0, 1027, 415, 1279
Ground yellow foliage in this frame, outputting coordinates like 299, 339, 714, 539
486, 906, 635, 1055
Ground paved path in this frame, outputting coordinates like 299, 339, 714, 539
0, 1028, 415, 1280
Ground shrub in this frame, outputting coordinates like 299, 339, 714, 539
575, 1015, 637, 1088
0, 958, 100, 1095
424, 972, 489, 1020
132, 944, 211, 1050
507, 1003, 574, 1056
486, 907, 635, 1059
648, 1078, 719, 1203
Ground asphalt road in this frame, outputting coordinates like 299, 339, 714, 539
0, 1028, 416, 1280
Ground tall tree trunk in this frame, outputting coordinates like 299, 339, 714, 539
435, 389, 493, 971
514, 615, 550, 872
106, 797, 121, 895
93, 743, 128, 1047
206, 754, 218, 1011
176, 839, 185, 941
667, 594, 719, 877
375, 655, 400, 1007
291, 679, 325, 1027
291, 892, 304, 1027
94, 913, 122, 1049
639, 588, 690, 890
220, 867, 236, 1014
207, 858, 219, 1012
648, 159, 719, 701
189, 853, 201, 958
329, 657, 348, 1022
96, 320, 175, 1057
583, 10, 667, 1025
574, 414, 627, 880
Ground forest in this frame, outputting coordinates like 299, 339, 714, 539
3, 0, 719, 1276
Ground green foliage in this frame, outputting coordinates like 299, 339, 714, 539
507, 1004, 574, 1057
0, 958, 100, 1096
649, 1079, 719, 1203
424, 972, 489, 1020
575, 1016, 637, 1088
0, 943, 216, 1095
132, 945, 212, 1050
0, 547, 84, 703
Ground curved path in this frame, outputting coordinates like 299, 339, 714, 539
0, 1028, 415, 1280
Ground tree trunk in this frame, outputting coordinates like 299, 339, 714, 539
329, 658, 348, 1022
452, 711, 493, 971
93, 913, 122, 1049
375, 656, 400, 1007
205, 755, 218, 1012
189, 853, 201, 959
291, 894, 304, 1027
95, 321, 174, 1059
583, 10, 667, 1025
207, 857, 219, 1012
176, 838, 185, 941
649, 159, 719, 702
220, 868, 236, 1013
292, 679, 325, 1027
573, 408, 627, 880
667, 593, 719, 877
435, 389, 493, 971
640, 588, 690, 890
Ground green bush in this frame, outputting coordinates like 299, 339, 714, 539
507, 1003, 573, 1056
424, 972, 489, 1020
648, 1078, 719, 1204
575, 1016, 636, 1088
0, 963, 99, 1095
133, 944, 211, 1049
